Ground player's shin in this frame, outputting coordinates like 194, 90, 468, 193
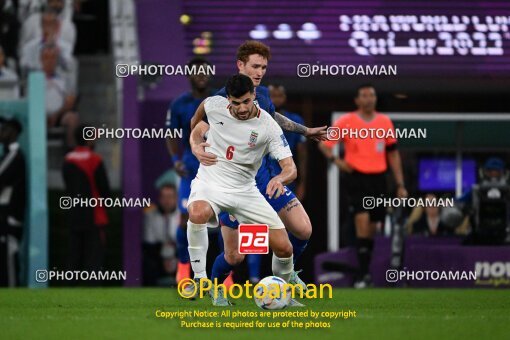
247, 254, 262, 283
211, 252, 233, 283
176, 226, 190, 263
187, 221, 209, 279
356, 237, 374, 279
288, 232, 308, 264
175, 227, 191, 282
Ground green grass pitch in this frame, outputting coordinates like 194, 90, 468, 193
1, 288, 509, 339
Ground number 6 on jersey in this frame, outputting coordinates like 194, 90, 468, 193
226, 145, 235, 160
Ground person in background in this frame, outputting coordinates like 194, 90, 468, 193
457, 157, 508, 244
0, 0, 20, 61
0, 46, 18, 81
319, 84, 407, 288
142, 184, 180, 286
165, 57, 214, 284
0, 117, 26, 287
268, 84, 308, 200
20, 10, 73, 73
406, 193, 451, 236
19, 0, 76, 50
62, 125, 110, 284
231, 83, 308, 283
0, 45, 20, 99
41, 44, 78, 148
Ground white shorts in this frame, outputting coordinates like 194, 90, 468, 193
187, 178, 285, 229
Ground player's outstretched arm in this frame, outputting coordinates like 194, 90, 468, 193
190, 101, 206, 130
190, 121, 217, 166
266, 157, 297, 199
274, 112, 328, 142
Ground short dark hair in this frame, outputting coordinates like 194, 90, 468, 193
187, 57, 211, 69
355, 83, 375, 97
225, 74, 254, 98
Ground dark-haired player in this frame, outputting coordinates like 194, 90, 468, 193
187, 74, 298, 306
190, 41, 324, 302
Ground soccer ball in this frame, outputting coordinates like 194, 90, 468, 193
253, 276, 291, 310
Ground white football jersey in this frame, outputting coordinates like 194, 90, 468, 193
196, 95, 292, 192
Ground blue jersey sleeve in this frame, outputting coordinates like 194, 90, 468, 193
255, 86, 275, 116
215, 87, 227, 97
268, 99, 275, 116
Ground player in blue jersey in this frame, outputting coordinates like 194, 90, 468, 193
239, 83, 309, 283
187, 41, 326, 306
165, 57, 214, 284
268, 84, 308, 199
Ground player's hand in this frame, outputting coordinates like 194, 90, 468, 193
304, 125, 328, 142
397, 186, 408, 198
266, 178, 285, 199
174, 160, 188, 177
192, 142, 217, 166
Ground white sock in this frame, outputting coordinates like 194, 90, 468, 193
187, 220, 208, 279
272, 254, 294, 283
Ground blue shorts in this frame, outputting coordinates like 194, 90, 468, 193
219, 185, 297, 229
178, 177, 192, 213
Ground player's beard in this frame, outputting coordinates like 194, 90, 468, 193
231, 104, 257, 120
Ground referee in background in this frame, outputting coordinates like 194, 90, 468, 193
319, 84, 407, 288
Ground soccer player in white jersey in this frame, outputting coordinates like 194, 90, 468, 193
187, 74, 298, 303
190, 41, 320, 298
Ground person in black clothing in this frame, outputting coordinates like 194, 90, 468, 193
407, 193, 451, 236
0, 117, 26, 287
62, 125, 110, 284
0, 0, 20, 60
